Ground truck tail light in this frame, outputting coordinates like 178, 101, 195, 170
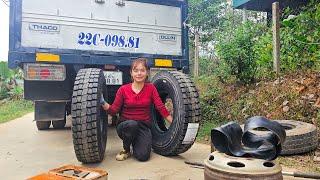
23, 63, 66, 81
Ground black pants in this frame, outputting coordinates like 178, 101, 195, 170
116, 120, 152, 161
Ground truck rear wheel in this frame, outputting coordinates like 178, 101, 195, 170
71, 68, 108, 163
52, 119, 66, 129
151, 71, 201, 156
36, 121, 51, 130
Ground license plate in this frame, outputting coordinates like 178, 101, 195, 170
103, 71, 123, 85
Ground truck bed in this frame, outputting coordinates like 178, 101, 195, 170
9, 0, 188, 69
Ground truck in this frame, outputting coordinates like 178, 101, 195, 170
8, 0, 201, 163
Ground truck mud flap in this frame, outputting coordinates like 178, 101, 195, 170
35, 101, 66, 130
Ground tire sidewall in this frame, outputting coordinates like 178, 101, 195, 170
96, 70, 108, 157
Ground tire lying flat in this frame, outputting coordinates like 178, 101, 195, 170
244, 120, 318, 155
151, 71, 201, 156
276, 120, 318, 155
71, 68, 108, 163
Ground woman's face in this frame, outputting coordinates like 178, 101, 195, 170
131, 63, 147, 83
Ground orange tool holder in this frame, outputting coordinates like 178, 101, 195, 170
28, 165, 108, 180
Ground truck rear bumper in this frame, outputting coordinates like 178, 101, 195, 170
9, 51, 189, 72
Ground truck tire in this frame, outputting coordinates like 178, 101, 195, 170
36, 121, 51, 130
52, 119, 66, 129
71, 68, 108, 163
244, 120, 318, 155
277, 120, 318, 155
151, 71, 201, 156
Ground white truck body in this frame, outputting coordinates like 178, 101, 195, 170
21, 0, 182, 56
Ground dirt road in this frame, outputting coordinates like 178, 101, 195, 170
0, 113, 307, 180
0, 113, 209, 179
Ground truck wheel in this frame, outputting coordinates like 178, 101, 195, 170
71, 68, 108, 163
52, 120, 66, 129
151, 71, 201, 156
204, 151, 283, 180
36, 121, 51, 130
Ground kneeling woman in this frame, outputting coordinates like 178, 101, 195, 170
101, 58, 173, 161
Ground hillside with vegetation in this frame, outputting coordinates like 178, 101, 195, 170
190, 0, 320, 172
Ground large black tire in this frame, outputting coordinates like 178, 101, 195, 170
36, 121, 51, 130
52, 119, 66, 129
245, 120, 318, 155
151, 71, 201, 156
277, 120, 318, 155
71, 68, 108, 163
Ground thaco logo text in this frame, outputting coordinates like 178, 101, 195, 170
29, 23, 60, 32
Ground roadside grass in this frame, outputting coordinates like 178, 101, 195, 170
277, 153, 320, 173
197, 120, 227, 143
197, 121, 216, 142
0, 99, 33, 124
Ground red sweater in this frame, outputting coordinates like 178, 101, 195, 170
107, 83, 170, 123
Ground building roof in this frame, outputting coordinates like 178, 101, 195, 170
232, 0, 309, 12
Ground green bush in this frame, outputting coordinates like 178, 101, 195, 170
0, 87, 9, 100
8, 86, 24, 100
0, 61, 24, 100
253, 31, 274, 78
216, 22, 266, 84
252, 1, 320, 77
194, 75, 225, 123
212, 1, 319, 81
0, 62, 13, 79
280, 2, 320, 71
198, 57, 216, 76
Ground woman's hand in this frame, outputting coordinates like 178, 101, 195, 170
101, 103, 110, 111
165, 115, 173, 123
100, 95, 110, 111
